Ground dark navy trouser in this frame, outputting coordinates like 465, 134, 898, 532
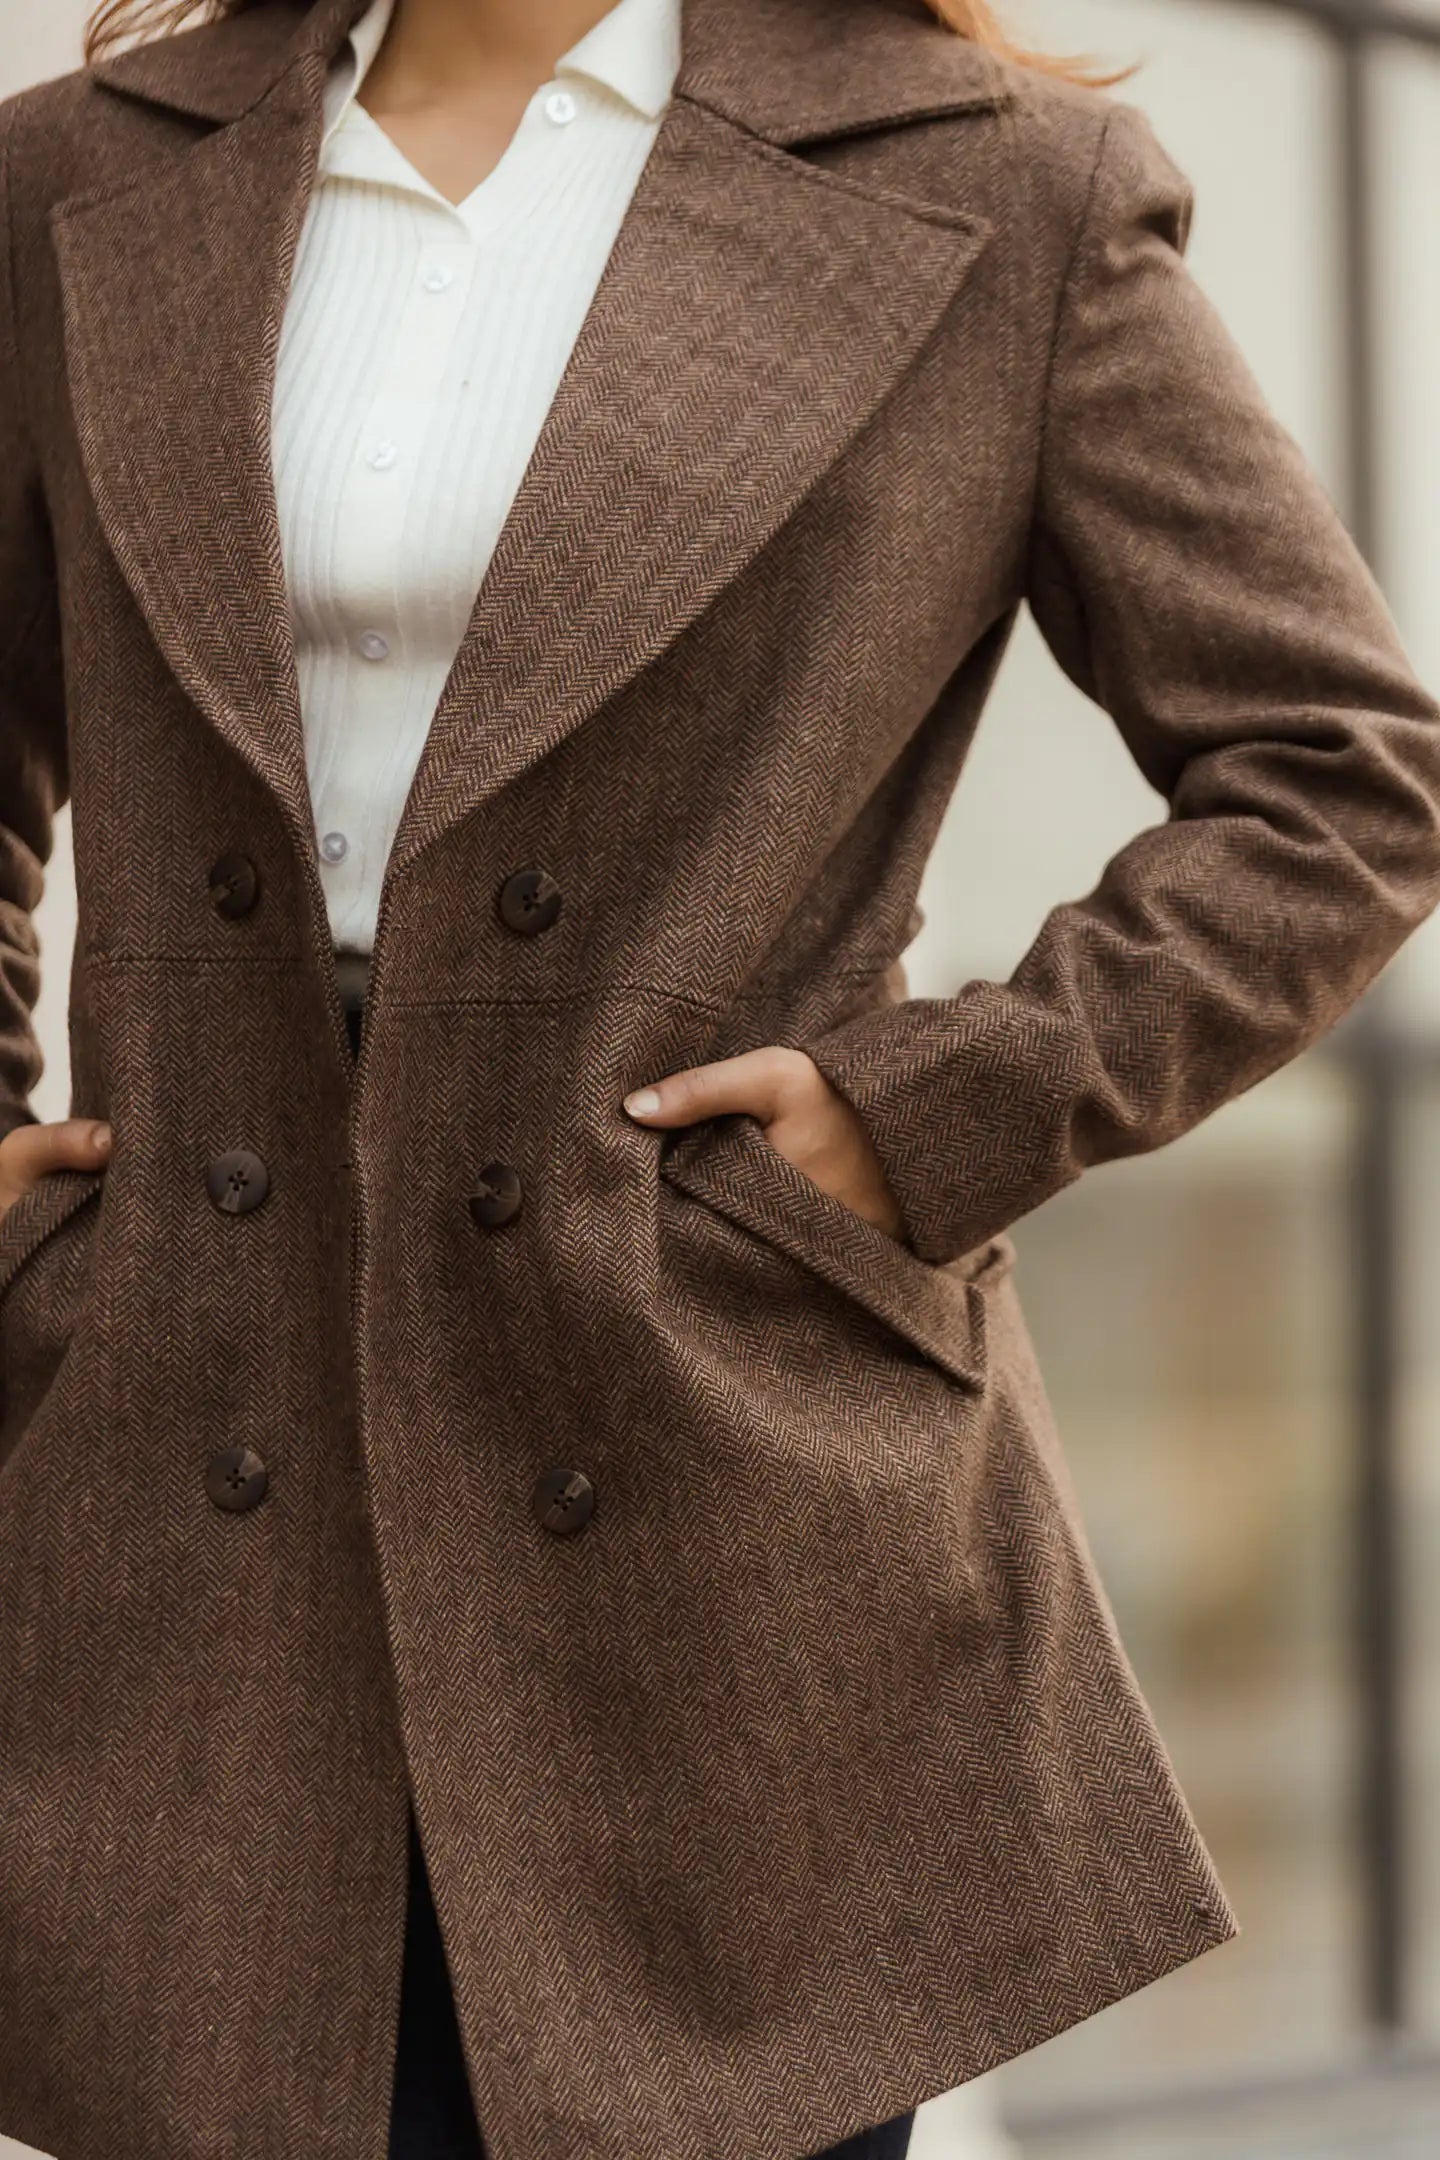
341, 999, 914, 2160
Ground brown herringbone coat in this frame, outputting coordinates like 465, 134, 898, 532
2, 0, 1439, 2154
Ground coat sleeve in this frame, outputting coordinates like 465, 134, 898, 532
0, 96, 66, 1146
800, 95, 1440, 1269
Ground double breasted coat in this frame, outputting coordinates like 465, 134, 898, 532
3, 0, 1440, 2154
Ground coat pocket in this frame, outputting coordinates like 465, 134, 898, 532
0, 1168, 106, 1305
657, 1112, 1010, 1395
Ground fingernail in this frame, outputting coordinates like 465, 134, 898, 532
623, 1088, 662, 1117
93, 1122, 112, 1151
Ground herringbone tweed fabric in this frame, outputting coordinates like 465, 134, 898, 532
2, 1, 1439, 2156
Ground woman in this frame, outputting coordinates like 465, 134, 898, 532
0, 0, 1437, 2154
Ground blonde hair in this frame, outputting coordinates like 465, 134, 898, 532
84, 0, 1137, 88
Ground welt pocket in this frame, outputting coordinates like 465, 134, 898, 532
0, 1168, 106, 1305
657, 1113, 1000, 1395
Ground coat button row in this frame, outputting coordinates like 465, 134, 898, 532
205, 1447, 592, 1535
208, 851, 560, 941
199, 825, 566, 1515
205, 1150, 526, 1235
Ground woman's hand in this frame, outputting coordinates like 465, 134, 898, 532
623, 1046, 909, 1242
0, 1118, 112, 1228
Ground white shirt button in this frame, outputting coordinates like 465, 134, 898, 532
357, 630, 390, 662
319, 830, 349, 864
365, 440, 399, 471
421, 263, 455, 293
543, 88, 577, 126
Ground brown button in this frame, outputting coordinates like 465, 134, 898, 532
531, 1466, 595, 1535
497, 867, 562, 936
207, 852, 260, 920
468, 1162, 522, 1229
206, 1445, 268, 1513
205, 1149, 270, 1215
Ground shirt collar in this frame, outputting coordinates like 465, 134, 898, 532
555, 0, 682, 120
321, 0, 681, 153
320, 0, 397, 151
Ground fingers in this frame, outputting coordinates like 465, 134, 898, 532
622, 1046, 811, 1127
0, 1117, 112, 1207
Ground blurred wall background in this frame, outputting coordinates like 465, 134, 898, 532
2, 2, 1437, 2156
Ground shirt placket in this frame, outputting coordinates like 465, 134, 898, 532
316, 189, 477, 943
309, 77, 595, 946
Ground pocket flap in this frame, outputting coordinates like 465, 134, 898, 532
659, 1114, 991, 1394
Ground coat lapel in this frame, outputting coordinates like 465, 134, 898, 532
51, 0, 369, 868
384, 87, 999, 880
57, 0, 1010, 885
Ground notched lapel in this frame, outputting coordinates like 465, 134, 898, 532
52, 0, 1001, 892
51, 55, 330, 862
387, 94, 995, 878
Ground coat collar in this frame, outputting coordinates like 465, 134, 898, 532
58, 0, 1008, 912
85, 0, 367, 125
87, 0, 1014, 143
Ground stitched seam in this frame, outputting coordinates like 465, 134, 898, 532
78, 958, 728, 1009
366, 969, 902, 1014
83, 950, 315, 967
78, 955, 900, 1015
79, 961, 726, 1012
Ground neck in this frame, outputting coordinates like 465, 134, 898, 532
371, 0, 624, 89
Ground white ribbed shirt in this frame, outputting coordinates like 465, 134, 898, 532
271, 0, 682, 956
